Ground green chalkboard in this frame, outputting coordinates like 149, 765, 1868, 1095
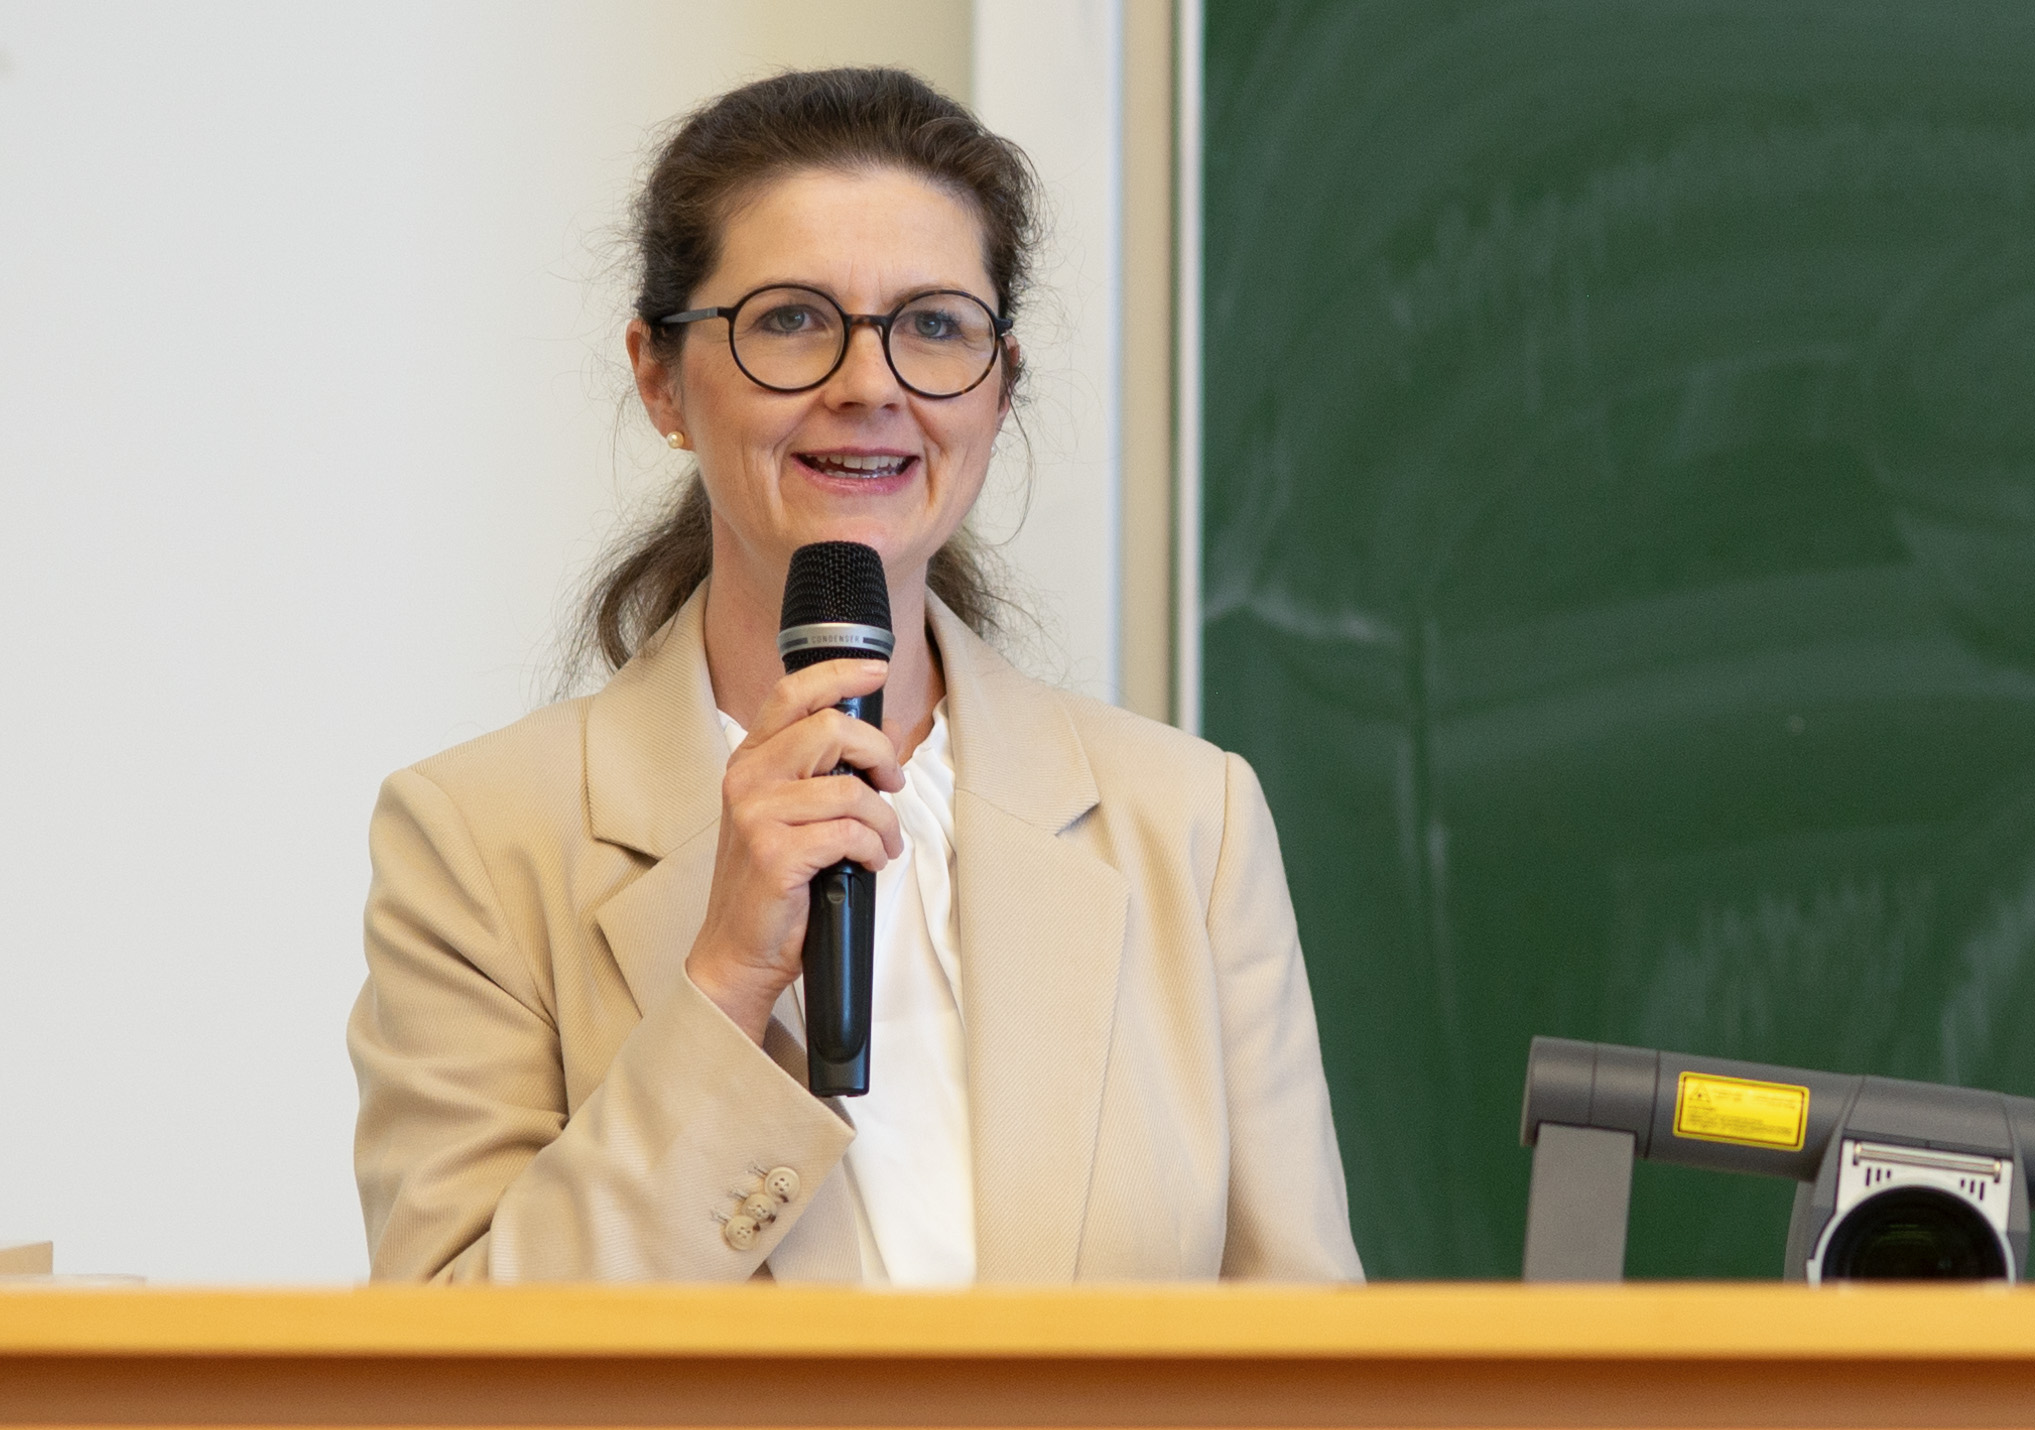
1202, 1, 2035, 1279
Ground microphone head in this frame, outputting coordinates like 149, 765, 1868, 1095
778, 541, 894, 671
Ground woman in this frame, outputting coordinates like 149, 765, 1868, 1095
349, 67, 1360, 1284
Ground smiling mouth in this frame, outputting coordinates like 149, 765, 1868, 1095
797, 452, 915, 479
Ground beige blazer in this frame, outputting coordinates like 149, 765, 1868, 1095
349, 588, 1361, 1283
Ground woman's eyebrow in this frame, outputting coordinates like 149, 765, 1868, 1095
742, 278, 995, 309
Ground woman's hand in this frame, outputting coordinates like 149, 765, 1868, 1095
685, 659, 905, 1043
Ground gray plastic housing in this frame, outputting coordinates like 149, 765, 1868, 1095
1519, 1036, 2035, 1279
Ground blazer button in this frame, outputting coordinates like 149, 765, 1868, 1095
764, 1166, 801, 1202
740, 1192, 779, 1225
723, 1213, 759, 1251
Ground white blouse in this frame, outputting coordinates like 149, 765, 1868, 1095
716, 700, 974, 1285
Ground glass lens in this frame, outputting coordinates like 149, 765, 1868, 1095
730, 287, 845, 390
1820, 1187, 2008, 1280
888, 292, 998, 396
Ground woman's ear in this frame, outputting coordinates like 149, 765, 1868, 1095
626, 318, 690, 448
997, 336, 1022, 419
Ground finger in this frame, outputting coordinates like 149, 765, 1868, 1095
750, 775, 905, 859
736, 706, 905, 792
752, 813, 897, 882
802, 818, 896, 877
748, 660, 890, 744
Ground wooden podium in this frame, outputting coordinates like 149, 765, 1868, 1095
3, 1283, 2033, 1427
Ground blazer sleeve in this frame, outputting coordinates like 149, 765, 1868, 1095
348, 767, 854, 1282
1207, 753, 1365, 1281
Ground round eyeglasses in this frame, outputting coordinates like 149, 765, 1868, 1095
658, 285, 1012, 399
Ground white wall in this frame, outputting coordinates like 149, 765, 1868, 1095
0, 0, 1131, 1284
971, 0, 1124, 699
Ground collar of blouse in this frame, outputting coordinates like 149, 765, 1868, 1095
585, 582, 1099, 860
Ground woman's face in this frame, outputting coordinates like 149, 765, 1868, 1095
635, 166, 1012, 589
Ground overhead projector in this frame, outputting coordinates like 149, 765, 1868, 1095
1519, 1036, 2030, 1282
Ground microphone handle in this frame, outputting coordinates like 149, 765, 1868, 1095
802, 686, 882, 1097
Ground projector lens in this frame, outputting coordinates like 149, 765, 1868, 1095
1820, 1187, 2008, 1280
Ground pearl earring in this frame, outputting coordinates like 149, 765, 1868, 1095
665, 431, 684, 449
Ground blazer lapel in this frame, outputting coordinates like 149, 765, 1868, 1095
931, 599, 1128, 1282
585, 588, 727, 1015
589, 832, 716, 1017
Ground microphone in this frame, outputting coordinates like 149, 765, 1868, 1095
777, 541, 893, 1097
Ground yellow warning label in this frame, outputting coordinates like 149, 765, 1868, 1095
1673, 1071, 1809, 1151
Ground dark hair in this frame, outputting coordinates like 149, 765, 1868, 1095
575, 67, 1039, 675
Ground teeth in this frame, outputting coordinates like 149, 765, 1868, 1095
807, 453, 908, 476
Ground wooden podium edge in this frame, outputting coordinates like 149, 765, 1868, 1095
5, 1286, 2035, 1427
1, 1281, 2032, 1358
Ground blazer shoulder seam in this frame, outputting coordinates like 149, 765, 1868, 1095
1201, 750, 1249, 928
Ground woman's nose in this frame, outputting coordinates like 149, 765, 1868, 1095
825, 321, 903, 406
